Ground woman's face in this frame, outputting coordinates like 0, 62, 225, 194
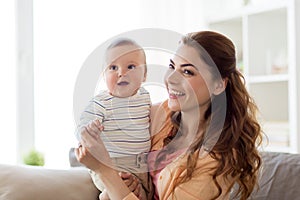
164, 44, 219, 113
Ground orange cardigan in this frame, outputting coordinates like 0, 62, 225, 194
124, 101, 232, 200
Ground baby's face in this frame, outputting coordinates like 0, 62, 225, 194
104, 44, 146, 98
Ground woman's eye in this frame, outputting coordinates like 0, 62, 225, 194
128, 64, 136, 69
169, 64, 175, 69
109, 65, 118, 70
183, 69, 194, 76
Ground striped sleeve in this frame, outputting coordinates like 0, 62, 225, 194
75, 94, 106, 140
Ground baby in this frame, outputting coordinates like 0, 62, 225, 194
77, 38, 151, 199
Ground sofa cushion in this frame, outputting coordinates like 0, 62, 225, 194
230, 151, 300, 200
0, 164, 99, 200
249, 152, 300, 200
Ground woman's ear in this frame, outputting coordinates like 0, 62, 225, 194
213, 78, 227, 95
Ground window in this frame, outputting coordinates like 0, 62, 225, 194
0, 1, 17, 164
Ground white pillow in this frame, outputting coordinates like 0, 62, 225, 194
0, 164, 99, 200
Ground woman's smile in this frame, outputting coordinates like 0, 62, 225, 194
168, 89, 185, 99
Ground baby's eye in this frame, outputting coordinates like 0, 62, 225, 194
169, 63, 175, 70
128, 64, 136, 70
183, 69, 194, 76
109, 65, 118, 71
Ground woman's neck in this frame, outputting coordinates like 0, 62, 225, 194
179, 108, 206, 147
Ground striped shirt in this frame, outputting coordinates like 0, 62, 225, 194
78, 87, 151, 157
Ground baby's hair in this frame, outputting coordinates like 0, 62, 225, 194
107, 38, 142, 50
105, 38, 147, 75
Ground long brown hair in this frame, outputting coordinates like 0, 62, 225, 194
157, 31, 262, 200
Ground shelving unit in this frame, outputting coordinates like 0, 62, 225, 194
206, 0, 300, 153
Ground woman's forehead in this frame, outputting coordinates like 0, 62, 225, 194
173, 44, 207, 69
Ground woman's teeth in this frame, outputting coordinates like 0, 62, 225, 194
169, 89, 185, 96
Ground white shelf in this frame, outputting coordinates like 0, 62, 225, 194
206, 0, 288, 24
206, 0, 300, 153
249, 74, 289, 83
245, 0, 288, 15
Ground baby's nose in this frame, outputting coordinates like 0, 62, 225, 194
118, 68, 127, 77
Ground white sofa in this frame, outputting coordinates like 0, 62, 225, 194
1, 151, 300, 200
0, 164, 99, 200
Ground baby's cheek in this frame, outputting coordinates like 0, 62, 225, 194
105, 76, 117, 91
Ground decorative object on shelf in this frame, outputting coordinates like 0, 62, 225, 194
272, 50, 288, 74
23, 149, 45, 166
266, 49, 288, 75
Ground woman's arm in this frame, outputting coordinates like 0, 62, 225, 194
76, 145, 134, 200
75, 120, 139, 200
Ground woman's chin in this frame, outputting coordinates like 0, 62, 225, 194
167, 98, 181, 111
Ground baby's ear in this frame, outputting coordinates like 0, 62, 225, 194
213, 78, 227, 95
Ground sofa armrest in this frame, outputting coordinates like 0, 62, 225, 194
69, 147, 84, 167
0, 164, 99, 200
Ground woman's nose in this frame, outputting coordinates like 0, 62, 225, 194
165, 70, 181, 84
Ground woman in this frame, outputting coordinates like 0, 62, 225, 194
76, 31, 262, 200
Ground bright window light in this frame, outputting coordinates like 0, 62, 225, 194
0, 1, 17, 165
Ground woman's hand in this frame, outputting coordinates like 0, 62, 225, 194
75, 120, 137, 200
86, 119, 104, 139
76, 119, 112, 172
120, 172, 140, 197
120, 172, 146, 200
99, 172, 145, 200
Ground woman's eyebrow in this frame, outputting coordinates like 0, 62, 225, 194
181, 63, 196, 68
170, 59, 197, 69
